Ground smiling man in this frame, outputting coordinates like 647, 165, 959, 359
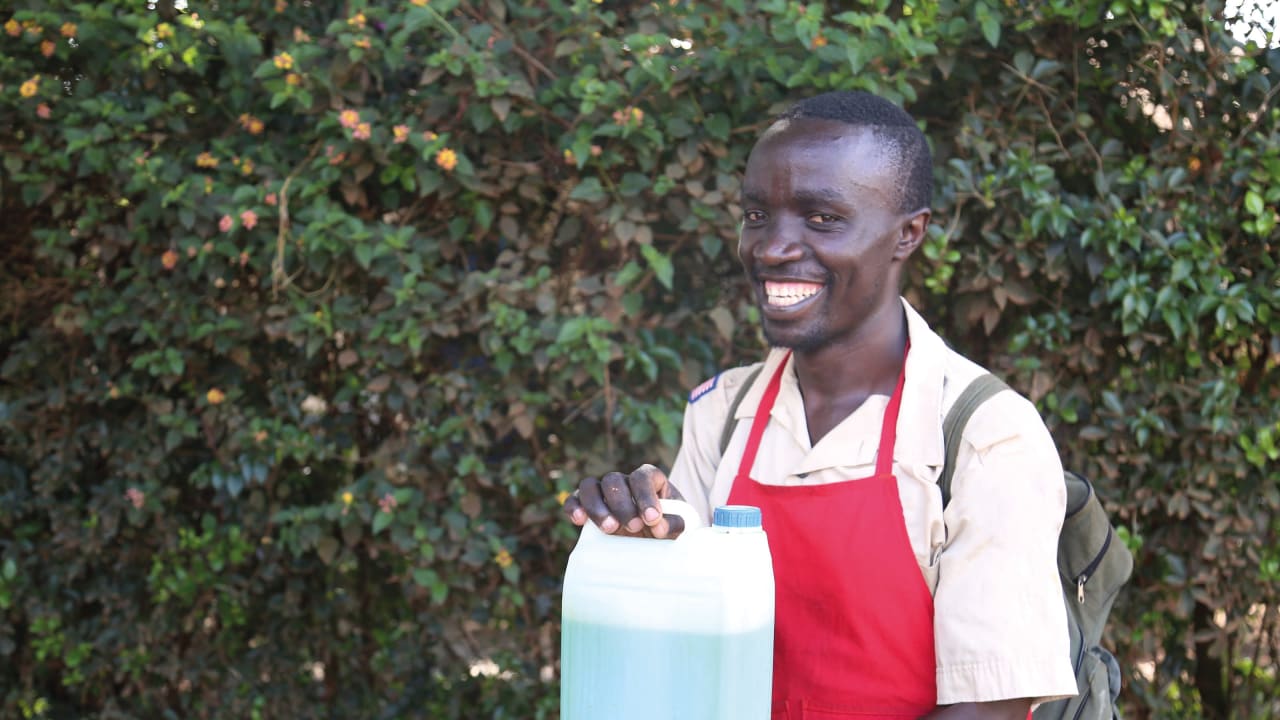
564, 91, 1077, 719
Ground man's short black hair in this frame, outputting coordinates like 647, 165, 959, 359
778, 91, 933, 214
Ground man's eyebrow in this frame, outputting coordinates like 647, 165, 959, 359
791, 187, 846, 206
740, 187, 847, 206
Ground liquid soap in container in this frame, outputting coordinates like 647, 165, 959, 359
561, 502, 774, 720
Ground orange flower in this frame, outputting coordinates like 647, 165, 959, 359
60, 22, 77, 38
19, 76, 38, 98
348, 12, 367, 28
219, 215, 234, 232
339, 109, 360, 129
240, 209, 258, 229
422, 130, 438, 141
275, 0, 288, 11
353, 122, 371, 141
353, 37, 371, 49
161, 249, 179, 270
293, 27, 310, 43
241, 158, 254, 175
155, 22, 173, 40
410, 0, 428, 5
273, 52, 294, 70
196, 152, 218, 168
265, 192, 278, 206
40, 40, 55, 57
435, 147, 458, 171
36, 103, 51, 119
494, 549, 513, 569
206, 388, 226, 405
811, 33, 828, 48
562, 149, 575, 165
239, 114, 264, 135
392, 124, 409, 143
1188, 157, 1202, 172
3, 19, 19, 37
285, 72, 302, 86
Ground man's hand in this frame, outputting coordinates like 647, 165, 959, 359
562, 464, 686, 539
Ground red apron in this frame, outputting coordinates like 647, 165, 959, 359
726, 350, 937, 719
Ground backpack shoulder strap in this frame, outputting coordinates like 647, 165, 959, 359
940, 373, 1010, 507
718, 364, 764, 457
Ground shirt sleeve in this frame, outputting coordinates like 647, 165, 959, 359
933, 392, 1079, 705
667, 365, 759, 524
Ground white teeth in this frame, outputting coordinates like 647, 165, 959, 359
764, 281, 821, 307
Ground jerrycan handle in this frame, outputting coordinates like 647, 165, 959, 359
660, 498, 704, 538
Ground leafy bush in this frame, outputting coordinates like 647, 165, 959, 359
1, 0, 1277, 717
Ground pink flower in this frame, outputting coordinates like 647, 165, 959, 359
219, 215, 234, 233
36, 103, 51, 119
392, 124, 409, 143
378, 492, 398, 513
339, 109, 360, 129
240, 210, 258, 229
125, 487, 145, 509
353, 122, 371, 141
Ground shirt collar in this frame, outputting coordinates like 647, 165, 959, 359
731, 297, 948, 469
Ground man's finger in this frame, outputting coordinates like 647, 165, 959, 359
600, 471, 642, 533
561, 491, 587, 526
628, 464, 668, 527
576, 476, 619, 534
650, 512, 686, 540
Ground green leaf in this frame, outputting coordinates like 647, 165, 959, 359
569, 178, 606, 202
1244, 190, 1265, 216
640, 245, 674, 290
372, 512, 393, 535
977, 4, 1001, 47
619, 172, 650, 197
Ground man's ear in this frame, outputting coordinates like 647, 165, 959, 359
892, 209, 931, 261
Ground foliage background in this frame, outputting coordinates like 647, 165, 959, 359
1, 0, 1278, 717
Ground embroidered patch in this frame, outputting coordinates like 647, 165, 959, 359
688, 373, 719, 404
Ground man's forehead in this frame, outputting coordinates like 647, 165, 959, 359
743, 119, 900, 204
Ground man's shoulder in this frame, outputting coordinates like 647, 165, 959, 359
686, 361, 765, 409
938, 350, 1052, 454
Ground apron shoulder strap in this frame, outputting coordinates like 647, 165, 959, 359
940, 373, 1010, 507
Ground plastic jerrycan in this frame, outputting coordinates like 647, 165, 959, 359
561, 501, 775, 719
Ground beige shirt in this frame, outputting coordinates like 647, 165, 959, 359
668, 299, 1078, 706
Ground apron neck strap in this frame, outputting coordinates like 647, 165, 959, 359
735, 344, 910, 482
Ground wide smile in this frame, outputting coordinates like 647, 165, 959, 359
762, 280, 824, 313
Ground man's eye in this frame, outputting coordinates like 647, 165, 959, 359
809, 214, 838, 224
743, 210, 766, 223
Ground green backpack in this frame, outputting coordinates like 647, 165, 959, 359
718, 369, 1134, 717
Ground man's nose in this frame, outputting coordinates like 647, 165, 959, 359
750, 217, 805, 265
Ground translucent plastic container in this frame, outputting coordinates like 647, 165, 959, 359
561, 502, 774, 720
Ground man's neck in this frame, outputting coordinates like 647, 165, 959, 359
791, 302, 909, 444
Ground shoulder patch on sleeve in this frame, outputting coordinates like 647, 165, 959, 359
688, 373, 720, 404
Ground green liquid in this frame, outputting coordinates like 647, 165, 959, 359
560, 620, 773, 719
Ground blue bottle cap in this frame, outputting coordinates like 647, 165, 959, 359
713, 505, 762, 528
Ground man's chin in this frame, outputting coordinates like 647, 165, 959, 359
762, 324, 827, 354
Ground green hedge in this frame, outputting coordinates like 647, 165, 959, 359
1, 0, 1277, 717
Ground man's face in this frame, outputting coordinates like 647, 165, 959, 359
737, 117, 920, 354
